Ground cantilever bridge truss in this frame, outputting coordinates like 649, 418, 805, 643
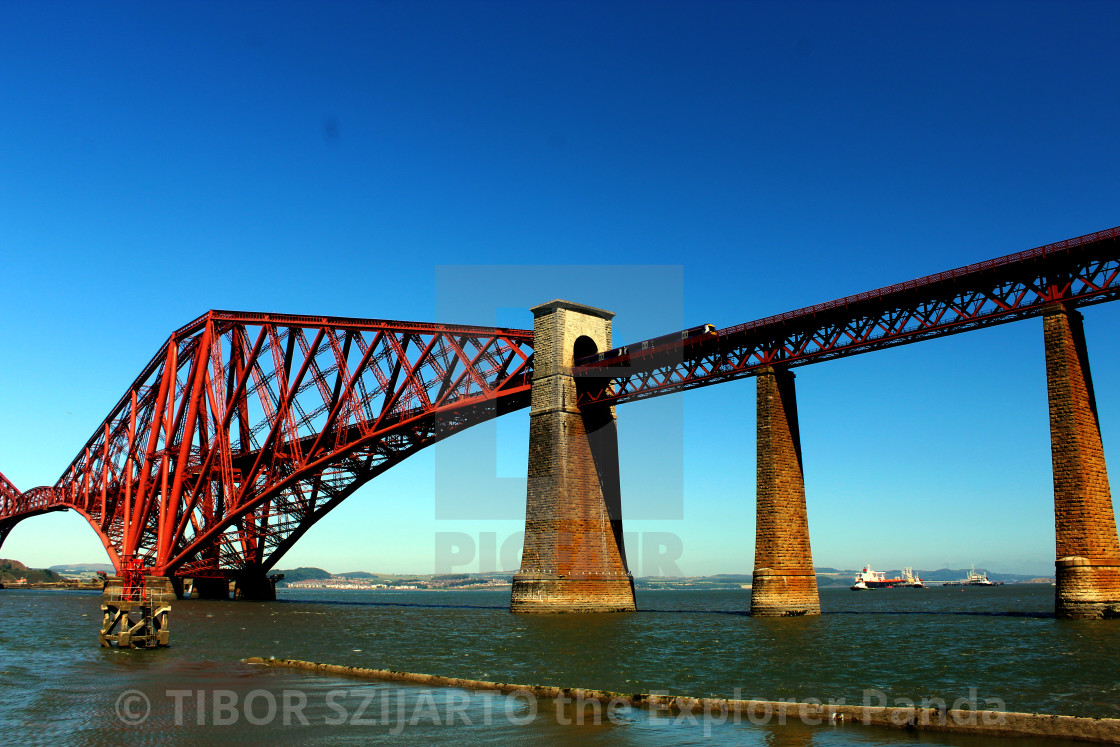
0, 313, 533, 580
0, 470, 22, 548
576, 226, 1120, 405
1, 225, 1119, 584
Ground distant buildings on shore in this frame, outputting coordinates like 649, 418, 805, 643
283, 575, 510, 591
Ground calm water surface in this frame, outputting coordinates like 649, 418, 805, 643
0, 584, 1116, 745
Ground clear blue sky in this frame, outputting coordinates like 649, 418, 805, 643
2, 1, 1118, 577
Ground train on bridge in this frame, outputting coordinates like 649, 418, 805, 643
574, 323, 718, 367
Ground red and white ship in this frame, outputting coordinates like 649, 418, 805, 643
850, 564, 924, 590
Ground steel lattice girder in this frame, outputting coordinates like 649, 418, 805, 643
4, 226, 1120, 578
0, 470, 19, 515
576, 226, 1120, 406
0, 471, 26, 548
0, 312, 533, 579
0, 483, 72, 550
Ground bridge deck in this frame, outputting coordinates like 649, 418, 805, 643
575, 226, 1120, 405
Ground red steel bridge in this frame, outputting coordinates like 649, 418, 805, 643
0, 316, 534, 590
1, 225, 1118, 594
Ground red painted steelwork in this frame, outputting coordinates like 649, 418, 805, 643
0, 470, 18, 512
0, 313, 534, 584
3, 226, 1119, 592
0, 471, 27, 549
576, 226, 1120, 405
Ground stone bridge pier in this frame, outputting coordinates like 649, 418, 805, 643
511, 300, 635, 613
1044, 304, 1120, 619
751, 366, 820, 616
234, 570, 282, 601
169, 570, 282, 600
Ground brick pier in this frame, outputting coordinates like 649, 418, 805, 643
511, 300, 635, 613
1044, 304, 1120, 619
751, 366, 820, 616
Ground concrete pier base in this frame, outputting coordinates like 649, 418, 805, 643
1055, 557, 1120, 619
510, 574, 636, 614
1045, 304, 1120, 619
234, 572, 282, 601
751, 367, 820, 616
101, 574, 175, 599
511, 300, 635, 614
172, 576, 231, 600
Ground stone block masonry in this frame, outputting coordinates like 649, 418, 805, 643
511, 300, 635, 613
1044, 303, 1120, 619
752, 366, 820, 616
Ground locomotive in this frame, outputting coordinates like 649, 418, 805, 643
573, 324, 717, 367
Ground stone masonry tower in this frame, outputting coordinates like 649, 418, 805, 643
511, 300, 636, 613
1044, 303, 1120, 619
751, 366, 820, 616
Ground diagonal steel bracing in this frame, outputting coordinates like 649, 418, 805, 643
2, 226, 1119, 583
0, 313, 533, 580
576, 226, 1120, 405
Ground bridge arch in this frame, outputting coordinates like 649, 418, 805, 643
0, 311, 534, 587
0, 498, 119, 568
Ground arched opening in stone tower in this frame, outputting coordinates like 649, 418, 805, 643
573, 334, 598, 363
569, 335, 626, 570
572, 335, 606, 408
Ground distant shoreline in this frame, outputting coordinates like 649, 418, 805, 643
0, 581, 102, 591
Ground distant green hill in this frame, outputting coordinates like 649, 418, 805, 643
274, 567, 333, 584
0, 559, 64, 584
49, 563, 115, 574
338, 571, 380, 579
